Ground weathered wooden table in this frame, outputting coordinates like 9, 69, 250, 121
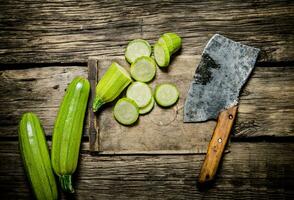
0, 1, 293, 199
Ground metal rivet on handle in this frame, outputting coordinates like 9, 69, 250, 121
218, 138, 222, 143
229, 114, 233, 119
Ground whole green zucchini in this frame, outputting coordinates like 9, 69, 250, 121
51, 76, 90, 193
19, 113, 58, 200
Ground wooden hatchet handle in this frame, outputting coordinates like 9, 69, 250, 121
198, 105, 238, 184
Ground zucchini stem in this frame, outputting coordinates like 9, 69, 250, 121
60, 175, 74, 193
93, 97, 104, 112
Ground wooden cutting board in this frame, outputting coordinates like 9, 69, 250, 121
87, 55, 216, 154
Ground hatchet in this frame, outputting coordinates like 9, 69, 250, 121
184, 34, 260, 184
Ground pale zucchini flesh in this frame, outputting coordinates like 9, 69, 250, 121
139, 97, 155, 114
114, 98, 139, 125
155, 83, 179, 107
126, 82, 152, 108
130, 56, 156, 82
19, 113, 58, 200
158, 36, 174, 54
154, 42, 170, 67
125, 39, 152, 63
155, 32, 181, 67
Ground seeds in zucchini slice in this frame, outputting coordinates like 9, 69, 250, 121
155, 83, 179, 107
154, 42, 170, 67
130, 56, 156, 82
114, 98, 139, 125
125, 39, 152, 64
139, 97, 155, 114
126, 82, 152, 108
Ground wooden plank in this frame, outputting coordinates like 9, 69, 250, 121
0, 65, 88, 137
0, 0, 293, 64
94, 56, 213, 153
0, 57, 293, 145
90, 56, 294, 153
236, 66, 294, 138
87, 58, 99, 151
0, 141, 293, 199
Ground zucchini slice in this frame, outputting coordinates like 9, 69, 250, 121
154, 83, 179, 107
126, 82, 152, 108
153, 42, 170, 67
130, 56, 156, 82
114, 98, 139, 125
139, 97, 155, 114
158, 36, 174, 54
162, 33, 182, 54
125, 39, 152, 64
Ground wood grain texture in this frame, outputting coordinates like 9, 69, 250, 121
0, 1, 293, 199
0, 57, 293, 144
0, 65, 88, 137
0, 141, 293, 199
0, 0, 293, 64
236, 66, 294, 138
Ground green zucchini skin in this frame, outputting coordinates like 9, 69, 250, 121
51, 76, 90, 193
19, 113, 58, 200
